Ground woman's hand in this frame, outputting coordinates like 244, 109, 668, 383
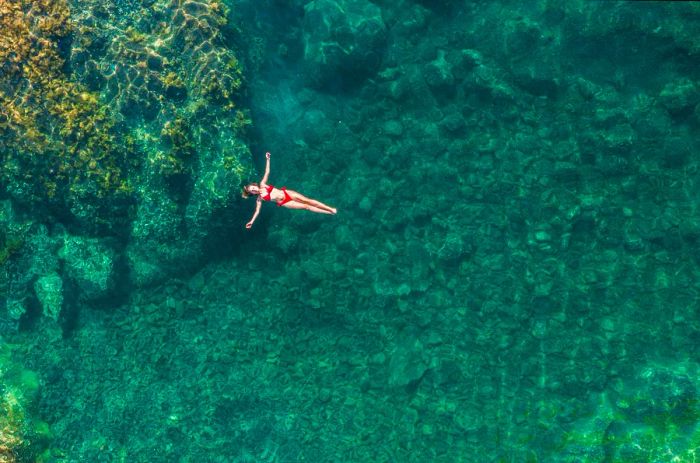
245, 222, 253, 229
266, 152, 271, 159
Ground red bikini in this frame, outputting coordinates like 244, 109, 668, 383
262, 184, 274, 201
277, 188, 293, 206
261, 184, 293, 206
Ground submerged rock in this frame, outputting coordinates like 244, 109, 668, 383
659, 78, 699, 117
302, 0, 387, 89
388, 337, 430, 388
424, 50, 455, 98
34, 273, 63, 321
59, 235, 116, 302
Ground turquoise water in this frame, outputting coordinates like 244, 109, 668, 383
2, 0, 700, 461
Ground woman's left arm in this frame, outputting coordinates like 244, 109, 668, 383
261, 152, 271, 184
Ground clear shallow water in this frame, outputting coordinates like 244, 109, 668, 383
2, 1, 700, 461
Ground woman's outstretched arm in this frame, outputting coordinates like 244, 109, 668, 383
246, 198, 262, 229
260, 152, 271, 185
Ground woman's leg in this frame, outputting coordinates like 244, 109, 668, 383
286, 190, 336, 213
283, 201, 334, 214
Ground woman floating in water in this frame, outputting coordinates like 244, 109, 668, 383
243, 151, 337, 229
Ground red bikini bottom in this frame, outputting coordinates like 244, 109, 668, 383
277, 187, 293, 206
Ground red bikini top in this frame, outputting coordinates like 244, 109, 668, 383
262, 184, 274, 201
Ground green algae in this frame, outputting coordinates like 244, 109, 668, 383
0, 343, 52, 463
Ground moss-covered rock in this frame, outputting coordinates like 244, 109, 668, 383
69, 0, 253, 285
1, 0, 255, 297
0, 0, 134, 235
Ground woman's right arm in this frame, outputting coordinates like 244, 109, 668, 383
246, 198, 262, 229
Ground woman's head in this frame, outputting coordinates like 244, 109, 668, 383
242, 183, 260, 198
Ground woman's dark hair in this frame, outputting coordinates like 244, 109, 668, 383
242, 182, 259, 198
